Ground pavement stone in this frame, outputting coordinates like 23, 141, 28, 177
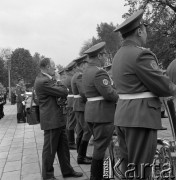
0, 102, 93, 180
0, 102, 173, 180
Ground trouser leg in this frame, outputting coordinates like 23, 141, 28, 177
76, 112, 92, 164
42, 128, 60, 179
90, 159, 104, 180
67, 108, 77, 149
88, 122, 114, 179
116, 126, 157, 179
56, 127, 73, 175
75, 111, 83, 152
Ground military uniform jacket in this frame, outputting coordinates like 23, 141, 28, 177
82, 62, 118, 123
15, 84, 25, 103
112, 40, 175, 129
34, 73, 68, 130
62, 75, 74, 108
71, 72, 86, 112
166, 59, 176, 84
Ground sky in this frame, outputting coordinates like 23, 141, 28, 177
0, 0, 129, 67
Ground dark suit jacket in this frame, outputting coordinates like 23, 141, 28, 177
34, 73, 68, 130
82, 63, 118, 123
112, 40, 175, 129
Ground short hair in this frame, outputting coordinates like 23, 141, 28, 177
39, 58, 51, 69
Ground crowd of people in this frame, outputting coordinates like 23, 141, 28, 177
1, 8, 176, 180
33, 9, 176, 180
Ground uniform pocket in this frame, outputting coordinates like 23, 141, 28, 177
147, 99, 161, 109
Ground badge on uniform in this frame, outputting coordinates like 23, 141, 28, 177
150, 60, 159, 70
103, 79, 109, 85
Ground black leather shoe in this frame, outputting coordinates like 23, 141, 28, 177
63, 171, 83, 178
77, 156, 92, 164
69, 144, 77, 150
86, 156, 92, 160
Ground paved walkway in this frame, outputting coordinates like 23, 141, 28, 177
0, 102, 173, 180
0, 103, 93, 180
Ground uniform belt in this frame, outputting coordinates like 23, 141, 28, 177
67, 94, 74, 98
74, 95, 81, 98
87, 96, 104, 101
118, 92, 156, 100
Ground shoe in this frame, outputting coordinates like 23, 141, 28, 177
69, 143, 77, 150
160, 126, 167, 130
77, 156, 92, 164
43, 177, 59, 180
86, 155, 92, 160
63, 171, 83, 178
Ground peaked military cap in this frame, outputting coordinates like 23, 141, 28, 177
114, 9, 146, 35
74, 54, 88, 64
65, 61, 76, 71
84, 42, 106, 57
58, 68, 65, 75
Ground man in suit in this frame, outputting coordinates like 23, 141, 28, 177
82, 42, 118, 180
62, 61, 77, 150
34, 58, 83, 180
71, 55, 92, 164
112, 9, 176, 179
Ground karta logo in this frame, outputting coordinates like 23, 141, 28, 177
103, 157, 114, 179
103, 157, 175, 179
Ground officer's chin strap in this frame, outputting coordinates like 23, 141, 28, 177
50, 130, 53, 154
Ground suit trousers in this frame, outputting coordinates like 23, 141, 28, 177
42, 126, 73, 179
87, 122, 114, 160
116, 126, 157, 179
75, 111, 92, 141
66, 107, 76, 130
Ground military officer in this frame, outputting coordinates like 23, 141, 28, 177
82, 42, 118, 180
15, 77, 26, 123
62, 61, 77, 149
112, 9, 176, 179
166, 50, 176, 84
166, 50, 176, 112
71, 55, 92, 164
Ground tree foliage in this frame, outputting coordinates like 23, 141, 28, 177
0, 48, 12, 87
124, 0, 176, 68
79, 22, 122, 63
97, 22, 122, 60
11, 48, 35, 86
56, 64, 64, 72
